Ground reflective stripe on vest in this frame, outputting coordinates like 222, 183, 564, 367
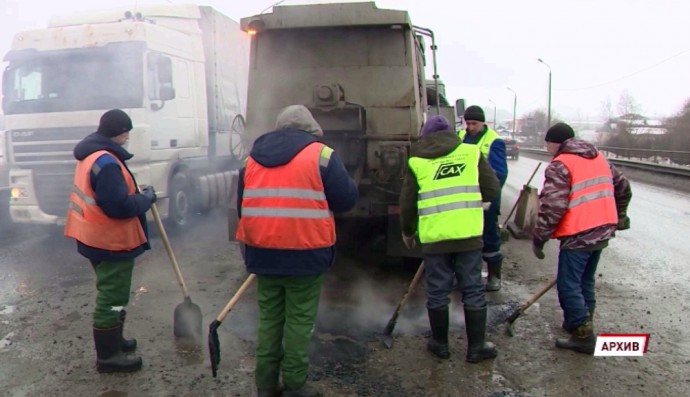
552, 153, 618, 237
458, 127, 500, 157
408, 144, 483, 243
63, 150, 147, 251
235, 142, 336, 249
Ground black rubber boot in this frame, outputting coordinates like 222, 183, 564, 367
258, 387, 283, 397
485, 259, 502, 292
118, 310, 137, 353
427, 307, 450, 359
464, 306, 498, 363
93, 325, 143, 373
562, 308, 594, 334
283, 382, 322, 397
556, 320, 596, 355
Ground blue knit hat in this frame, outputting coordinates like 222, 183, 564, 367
420, 115, 451, 138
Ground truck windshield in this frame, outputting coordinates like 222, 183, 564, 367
2, 45, 143, 115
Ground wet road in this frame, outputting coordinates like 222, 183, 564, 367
1, 156, 689, 396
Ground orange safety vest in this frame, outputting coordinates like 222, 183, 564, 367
64, 150, 147, 251
552, 152, 618, 238
236, 142, 336, 249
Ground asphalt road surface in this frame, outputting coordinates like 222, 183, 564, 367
1, 156, 689, 396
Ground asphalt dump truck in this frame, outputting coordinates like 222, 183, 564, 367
1, 4, 250, 231
230, 2, 461, 257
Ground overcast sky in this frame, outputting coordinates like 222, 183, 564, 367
2, 0, 689, 122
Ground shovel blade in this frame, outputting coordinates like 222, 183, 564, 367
208, 320, 222, 377
381, 334, 394, 349
174, 297, 203, 340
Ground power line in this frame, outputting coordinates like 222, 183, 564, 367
555, 46, 690, 91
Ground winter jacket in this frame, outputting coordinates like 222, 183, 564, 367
462, 126, 508, 186
71, 132, 152, 261
237, 123, 358, 276
399, 131, 500, 254
533, 138, 632, 250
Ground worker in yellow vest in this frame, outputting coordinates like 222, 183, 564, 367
458, 105, 508, 291
399, 115, 500, 363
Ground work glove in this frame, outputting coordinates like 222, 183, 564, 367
482, 202, 492, 211
402, 234, 416, 250
617, 215, 630, 231
141, 185, 157, 204
532, 239, 546, 260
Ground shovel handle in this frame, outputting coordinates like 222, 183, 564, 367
384, 261, 425, 334
509, 278, 556, 323
504, 162, 542, 225
151, 203, 190, 299
216, 273, 256, 323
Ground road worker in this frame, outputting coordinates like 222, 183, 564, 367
236, 105, 358, 397
459, 105, 508, 291
532, 122, 632, 354
400, 115, 500, 363
64, 109, 156, 373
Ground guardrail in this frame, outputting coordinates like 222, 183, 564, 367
519, 147, 690, 178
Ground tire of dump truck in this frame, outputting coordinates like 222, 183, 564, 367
166, 172, 194, 232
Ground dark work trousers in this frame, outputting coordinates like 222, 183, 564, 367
482, 202, 504, 264
557, 249, 602, 330
424, 250, 486, 310
90, 259, 135, 328
254, 274, 323, 390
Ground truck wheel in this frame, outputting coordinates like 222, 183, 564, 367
167, 173, 193, 231
230, 114, 248, 162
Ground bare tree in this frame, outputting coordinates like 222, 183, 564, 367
616, 90, 640, 118
600, 97, 613, 121
665, 98, 690, 153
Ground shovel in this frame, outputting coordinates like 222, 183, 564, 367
380, 261, 425, 349
499, 162, 542, 241
209, 273, 256, 377
150, 203, 203, 339
505, 278, 556, 337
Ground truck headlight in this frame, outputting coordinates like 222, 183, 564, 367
10, 187, 27, 198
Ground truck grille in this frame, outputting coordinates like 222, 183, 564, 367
8, 127, 92, 217
35, 169, 74, 217
9, 127, 92, 165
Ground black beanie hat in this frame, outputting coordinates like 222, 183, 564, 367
97, 109, 133, 137
544, 122, 575, 143
463, 105, 485, 122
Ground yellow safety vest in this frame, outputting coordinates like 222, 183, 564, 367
458, 128, 501, 157
408, 144, 484, 243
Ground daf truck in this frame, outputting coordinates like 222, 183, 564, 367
235, 2, 459, 255
2, 4, 250, 230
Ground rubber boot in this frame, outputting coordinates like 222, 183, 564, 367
556, 320, 596, 355
562, 308, 594, 334
485, 259, 502, 292
93, 325, 143, 373
426, 307, 450, 359
257, 387, 283, 397
118, 310, 137, 353
283, 382, 322, 397
464, 306, 498, 363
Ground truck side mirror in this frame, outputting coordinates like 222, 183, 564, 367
157, 57, 173, 85
159, 85, 176, 101
455, 99, 465, 117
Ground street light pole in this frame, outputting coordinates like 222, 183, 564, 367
538, 58, 552, 129
488, 99, 497, 129
506, 87, 517, 139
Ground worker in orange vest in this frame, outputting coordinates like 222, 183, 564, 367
64, 109, 157, 373
532, 122, 632, 354
236, 105, 358, 397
